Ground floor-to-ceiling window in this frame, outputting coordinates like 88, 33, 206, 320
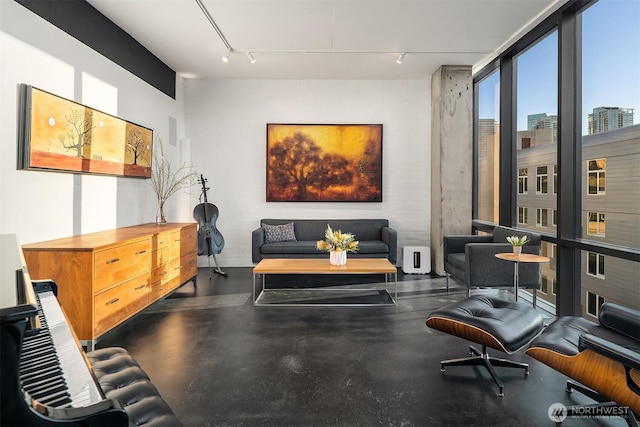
473, 0, 640, 317
514, 31, 559, 306
476, 70, 500, 224
579, 0, 640, 317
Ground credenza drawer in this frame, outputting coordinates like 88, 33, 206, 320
94, 239, 151, 292
166, 250, 196, 291
169, 226, 197, 260
182, 250, 198, 279
151, 248, 169, 269
149, 281, 169, 303
150, 263, 170, 284
153, 232, 171, 252
94, 273, 149, 336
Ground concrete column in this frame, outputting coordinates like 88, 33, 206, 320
431, 65, 473, 276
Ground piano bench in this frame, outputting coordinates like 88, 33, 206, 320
86, 347, 182, 427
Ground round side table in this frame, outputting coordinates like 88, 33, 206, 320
495, 253, 550, 301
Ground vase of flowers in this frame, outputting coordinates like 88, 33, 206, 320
316, 225, 359, 265
506, 235, 529, 256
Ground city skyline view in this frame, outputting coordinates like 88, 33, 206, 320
474, 0, 639, 318
478, 0, 640, 136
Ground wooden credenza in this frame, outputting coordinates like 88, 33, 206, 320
22, 223, 198, 349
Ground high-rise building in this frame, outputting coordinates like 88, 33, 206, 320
527, 113, 548, 130
477, 118, 498, 159
527, 113, 558, 142
477, 119, 500, 223
588, 106, 634, 135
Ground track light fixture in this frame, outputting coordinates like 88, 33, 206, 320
396, 52, 406, 64
247, 52, 256, 64
222, 52, 230, 63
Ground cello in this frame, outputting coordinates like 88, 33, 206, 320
193, 174, 227, 277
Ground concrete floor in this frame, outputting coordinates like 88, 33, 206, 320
97, 267, 628, 427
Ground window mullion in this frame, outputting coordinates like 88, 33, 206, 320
556, 8, 582, 316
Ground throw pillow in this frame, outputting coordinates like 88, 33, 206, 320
262, 222, 297, 243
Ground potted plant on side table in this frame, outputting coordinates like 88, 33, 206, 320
506, 235, 529, 256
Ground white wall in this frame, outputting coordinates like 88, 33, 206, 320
1, 2, 433, 267
0, 1, 190, 245
185, 79, 432, 267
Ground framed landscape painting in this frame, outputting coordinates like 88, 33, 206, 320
266, 123, 383, 202
17, 84, 153, 178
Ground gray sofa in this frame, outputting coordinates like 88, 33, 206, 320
252, 219, 397, 264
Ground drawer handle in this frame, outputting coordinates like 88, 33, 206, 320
106, 298, 120, 305
175, 266, 183, 271
174, 239, 181, 243
134, 285, 146, 291
106, 258, 120, 264
135, 250, 147, 255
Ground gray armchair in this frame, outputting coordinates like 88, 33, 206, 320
444, 226, 542, 305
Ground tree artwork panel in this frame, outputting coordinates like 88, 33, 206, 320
266, 124, 382, 202
18, 84, 152, 178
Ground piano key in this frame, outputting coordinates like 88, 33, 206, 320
40, 392, 72, 408
21, 368, 63, 387
30, 383, 67, 400
20, 359, 61, 376
36, 291, 104, 407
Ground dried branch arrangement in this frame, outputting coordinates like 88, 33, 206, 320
149, 135, 198, 223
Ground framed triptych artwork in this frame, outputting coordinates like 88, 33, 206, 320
17, 84, 153, 178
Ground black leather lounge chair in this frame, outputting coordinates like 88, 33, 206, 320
426, 295, 544, 396
527, 303, 640, 426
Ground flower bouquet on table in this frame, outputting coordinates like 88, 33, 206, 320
316, 225, 359, 265
506, 235, 528, 256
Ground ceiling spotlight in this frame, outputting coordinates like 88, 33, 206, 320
396, 52, 406, 64
222, 52, 230, 63
247, 52, 256, 64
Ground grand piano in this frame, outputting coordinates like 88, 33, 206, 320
0, 234, 181, 426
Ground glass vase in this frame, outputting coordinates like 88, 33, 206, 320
156, 203, 167, 224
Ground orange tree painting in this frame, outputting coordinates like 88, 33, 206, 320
266, 124, 382, 202
18, 84, 152, 178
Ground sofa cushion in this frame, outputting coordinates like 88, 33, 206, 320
260, 241, 317, 255
447, 252, 466, 271
262, 222, 297, 243
357, 240, 390, 254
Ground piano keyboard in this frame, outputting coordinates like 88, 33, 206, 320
20, 290, 104, 408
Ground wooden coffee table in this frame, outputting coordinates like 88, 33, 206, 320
252, 258, 398, 306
